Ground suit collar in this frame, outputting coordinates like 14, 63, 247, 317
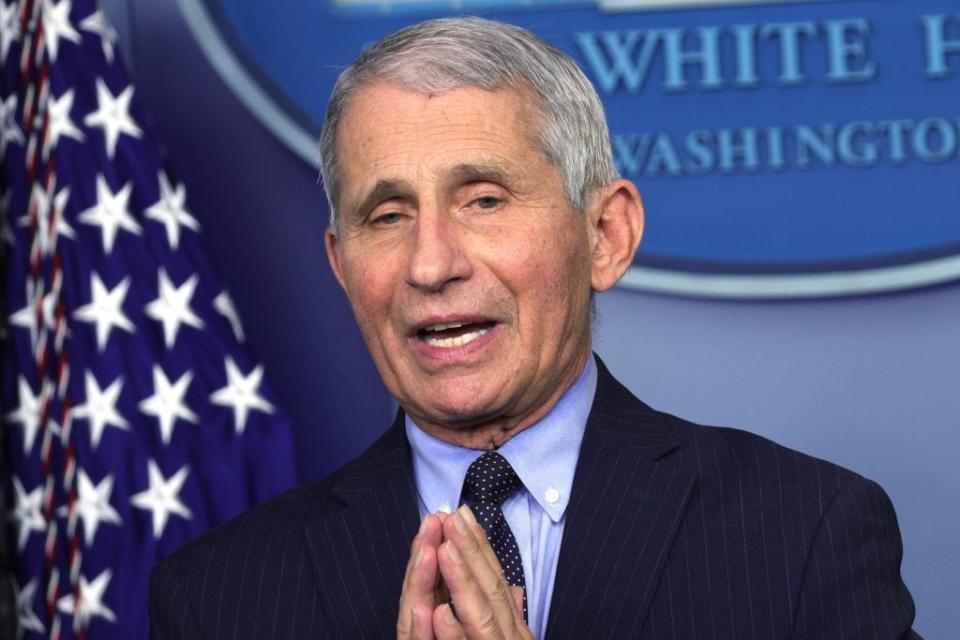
304, 411, 421, 638
545, 357, 696, 638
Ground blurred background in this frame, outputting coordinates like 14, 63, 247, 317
4, 0, 956, 636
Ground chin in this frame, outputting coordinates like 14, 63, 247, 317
393, 367, 516, 424
427, 398, 495, 423
407, 392, 503, 428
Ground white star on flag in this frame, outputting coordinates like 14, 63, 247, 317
42, 0, 82, 62
9, 284, 62, 359
0, 1, 21, 65
71, 370, 129, 449
57, 569, 117, 628
145, 172, 200, 249
73, 273, 135, 350
80, 9, 117, 62
64, 469, 122, 546
144, 268, 204, 348
15, 577, 45, 634
11, 476, 46, 550
83, 77, 142, 157
130, 460, 192, 539
21, 183, 76, 257
6, 376, 44, 454
210, 357, 275, 434
78, 174, 142, 254
44, 88, 86, 156
0, 93, 23, 157
9, 282, 43, 352
138, 365, 198, 445
214, 290, 245, 342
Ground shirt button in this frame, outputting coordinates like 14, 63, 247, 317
437, 503, 451, 514
545, 488, 560, 504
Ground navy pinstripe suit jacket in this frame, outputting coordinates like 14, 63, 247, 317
150, 359, 918, 638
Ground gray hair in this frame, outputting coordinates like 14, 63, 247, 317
319, 17, 618, 229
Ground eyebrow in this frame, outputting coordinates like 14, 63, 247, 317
444, 162, 513, 187
347, 179, 416, 223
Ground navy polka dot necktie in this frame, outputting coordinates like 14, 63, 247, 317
462, 451, 527, 622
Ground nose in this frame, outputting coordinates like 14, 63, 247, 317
404, 211, 472, 293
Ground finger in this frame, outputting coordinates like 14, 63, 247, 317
444, 507, 504, 588
445, 508, 520, 629
459, 506, 508, 582
510, 587, 523, 615
409, 546, 440, 640
402, 515, 443, 592
422, 512, 445, 549
399, 516, 432, 603
459, 508, 527, 630
399, 544, 437, 639
438, 540, 505, 639
398, 516, 443, 640
433, 603, 467, 640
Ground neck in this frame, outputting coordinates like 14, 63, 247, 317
409, 351, 591, 450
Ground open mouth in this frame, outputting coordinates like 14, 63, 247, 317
416, 321, 497, 348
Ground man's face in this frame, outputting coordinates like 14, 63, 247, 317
326, 82, 596, 440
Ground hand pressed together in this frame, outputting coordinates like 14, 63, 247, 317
397, 506, 534, 640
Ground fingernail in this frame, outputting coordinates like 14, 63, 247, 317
460, 505, 477, 527
443, 603, 456, 624
453, 511, 469, 535
419, 516, 430, 534
414, 548, 424, 568
444, 541, 461, 564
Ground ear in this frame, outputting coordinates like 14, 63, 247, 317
587, 179, 644, 292
325, 226, 349, 291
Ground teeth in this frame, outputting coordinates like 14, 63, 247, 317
424, 321, 468, 332
423, 326, 490, 348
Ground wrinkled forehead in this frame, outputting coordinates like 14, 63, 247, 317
333, 82, 549, 208
336, 79, 545, 153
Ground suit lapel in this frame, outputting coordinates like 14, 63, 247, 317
303, 415, 421, 639
547, 359, 697, 639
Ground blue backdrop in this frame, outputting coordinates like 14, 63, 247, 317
103, 0, 958, 635
189, 0, 960, 297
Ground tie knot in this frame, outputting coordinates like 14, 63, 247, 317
463, 451, 522, 506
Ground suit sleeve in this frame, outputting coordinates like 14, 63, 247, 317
792, 476, 920, 639
149, 559, 203, 640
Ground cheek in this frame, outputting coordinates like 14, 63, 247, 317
342, 260, 394, 330
532, 224, 591, 290
508, 242, 590, 325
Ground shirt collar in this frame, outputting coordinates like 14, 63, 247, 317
405, 357, 597, 523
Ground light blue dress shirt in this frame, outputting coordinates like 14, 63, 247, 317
405, 357, 597, 639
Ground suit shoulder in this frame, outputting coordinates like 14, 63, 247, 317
152, 419, 409, 585
685, 416, 856, 478
154, 477, 338, 580
149, 476, 359, 636
649, 408, 875, 521
593, 361, 865, 496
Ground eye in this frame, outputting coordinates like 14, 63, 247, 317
371, 211, 404, 226
473, 196, 502, 210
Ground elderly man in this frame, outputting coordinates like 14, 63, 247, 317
150, 17, 917, 639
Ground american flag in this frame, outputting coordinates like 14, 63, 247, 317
0, 0, 299, 637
